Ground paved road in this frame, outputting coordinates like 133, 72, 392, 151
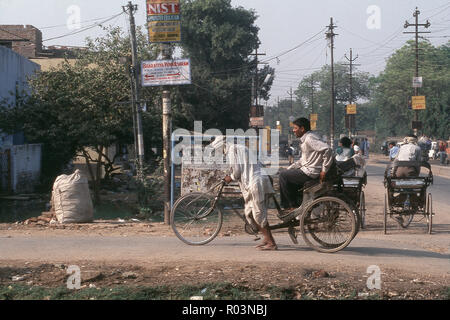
1, 164, 449, 278
1, 234, 448, 276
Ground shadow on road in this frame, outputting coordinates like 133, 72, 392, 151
341, 246, 450, 260
274, 245, 449, 260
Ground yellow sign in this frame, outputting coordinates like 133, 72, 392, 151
147, 0, 181, 43
310, 113, 318, 121
346, 104, 357, 114
412, 96, 426, 110
310, 120, 317, 130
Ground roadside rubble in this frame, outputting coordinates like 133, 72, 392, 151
24, 211, 57, 225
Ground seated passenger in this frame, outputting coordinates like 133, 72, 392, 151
279, 118, 333, 214
388, 141, 399, 161
335, 136, 354, 162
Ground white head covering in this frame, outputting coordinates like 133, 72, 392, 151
353, 145, 360, 152
208, 135, 226, 151
404, 136, 418, 144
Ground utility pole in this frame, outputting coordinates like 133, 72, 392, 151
287, 87, 294, 144
161, 44, 172, 225
343, 48, 360, 137
305, 75, 318, 114
326, 17, 337, 149
249, 49, 266, 107
404, 7, 430, 136
123, 2, 145, 182
249, 48, 266, 149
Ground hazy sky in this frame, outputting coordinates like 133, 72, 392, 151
1, 0, 448, 105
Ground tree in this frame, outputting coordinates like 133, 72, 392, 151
0, 27, 162, 201
372, 40, 450, 140
295, 64, 371, 138
176, 0, 264, 131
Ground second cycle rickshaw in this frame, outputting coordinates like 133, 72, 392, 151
383, 160, 434, 234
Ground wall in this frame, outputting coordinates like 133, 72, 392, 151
10, 144, 42, 193
0, 45, 40, 105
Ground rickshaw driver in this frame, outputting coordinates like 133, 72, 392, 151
390, 134, 424, 221
279, 117, 333, 215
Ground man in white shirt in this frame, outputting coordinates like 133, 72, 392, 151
279, 118, 333, 212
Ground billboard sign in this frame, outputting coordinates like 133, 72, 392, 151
346, 104, 357, 114
146, 0, 181, 43
412, 96, 426, 110
141, 59, 191, 86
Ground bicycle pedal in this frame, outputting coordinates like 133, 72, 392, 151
253, 236, 261, 241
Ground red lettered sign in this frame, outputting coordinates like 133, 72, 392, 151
147, 2, 179, 15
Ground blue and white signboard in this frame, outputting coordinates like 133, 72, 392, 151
141, 59, 191, 86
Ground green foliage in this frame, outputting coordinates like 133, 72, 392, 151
373, 40, 450, 140
0, 27, 162, 189
136, 160, 165, 219
176, 0, 263, 131
268, 64, 371, 138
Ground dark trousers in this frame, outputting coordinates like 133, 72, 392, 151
279, 169, 314, 209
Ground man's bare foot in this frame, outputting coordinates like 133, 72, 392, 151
257, 243, 278, 251
254, 241, 268, 248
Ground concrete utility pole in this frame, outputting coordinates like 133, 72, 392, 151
287, 87, 294, 144
249, 49, 266, 107
326, 17, 337, 149
160, 44, 172, 225
404, 7, 431, 135
343, 48, 360, 136
123, 1, 145, 181
305, 75, 318, 114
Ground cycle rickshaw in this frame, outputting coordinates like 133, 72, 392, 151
383, 160, 434, 234
170, 157, 366, 253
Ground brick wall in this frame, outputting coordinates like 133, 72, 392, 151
0, 25, 42, 58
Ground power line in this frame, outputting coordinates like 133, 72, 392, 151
261, 27, 327, 63
42, 12, 124, 42
39, 14, 126, 30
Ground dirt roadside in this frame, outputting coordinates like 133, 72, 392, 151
0, 259, 448, 300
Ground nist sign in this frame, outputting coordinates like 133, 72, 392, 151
147, 0, 181, 43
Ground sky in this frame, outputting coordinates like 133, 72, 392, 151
1, 0, 449, 106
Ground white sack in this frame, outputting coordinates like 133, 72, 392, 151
52, 169, 94, 223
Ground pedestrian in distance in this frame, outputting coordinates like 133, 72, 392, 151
388, 141, 399, 161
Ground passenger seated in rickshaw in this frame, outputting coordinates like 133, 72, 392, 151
388, 134, 424, 209
335, 136, 366, 177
